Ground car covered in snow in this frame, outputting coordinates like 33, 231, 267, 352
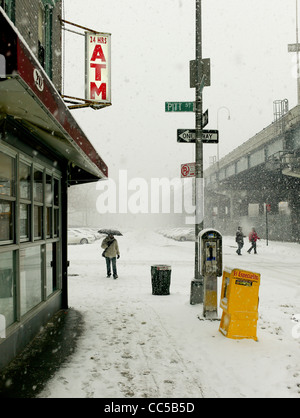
79, 228, 103, 240
172, 228, 196, 241
159, 227, 196, 241
68, 228, 96, 245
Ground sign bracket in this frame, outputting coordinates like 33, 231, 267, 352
61, 94, 112, 110
59, 17, 101, 35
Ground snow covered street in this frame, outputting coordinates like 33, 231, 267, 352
39, 230, 300, 398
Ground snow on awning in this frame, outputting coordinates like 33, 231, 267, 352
0, 8, 108, 183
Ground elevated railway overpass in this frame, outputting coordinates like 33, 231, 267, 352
204, 104, 300, 242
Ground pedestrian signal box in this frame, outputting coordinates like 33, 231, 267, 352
219, 268, 261, 341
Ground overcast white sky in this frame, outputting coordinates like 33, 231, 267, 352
63, 0, 298, 184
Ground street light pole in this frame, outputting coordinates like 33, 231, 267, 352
288, 0, 300, 104
194, 0, 204, 282
296, 0, 300, 104
217, 106, 231, 165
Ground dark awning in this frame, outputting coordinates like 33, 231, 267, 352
0, 9, 108, 183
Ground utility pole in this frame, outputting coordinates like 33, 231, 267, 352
194, 0, 204, 283
166, 0, 211, 305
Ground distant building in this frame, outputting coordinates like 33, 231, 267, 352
0, 1, 108, 369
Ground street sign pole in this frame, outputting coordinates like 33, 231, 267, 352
194, 0, 204, 286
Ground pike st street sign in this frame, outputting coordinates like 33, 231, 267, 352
177, 129, 219, 143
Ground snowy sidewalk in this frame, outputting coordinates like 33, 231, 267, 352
38, 230, 300, 398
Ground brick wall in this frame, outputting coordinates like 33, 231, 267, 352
14, 0, 62, 92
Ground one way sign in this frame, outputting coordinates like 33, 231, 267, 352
177, 129, 219, 143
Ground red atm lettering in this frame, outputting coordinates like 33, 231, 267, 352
90, 82, 106, 100
90, 44, 107, 100
90, 44, 106, 62
90, 64, 106, 80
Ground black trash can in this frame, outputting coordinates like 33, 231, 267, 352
151, 265, 171, 295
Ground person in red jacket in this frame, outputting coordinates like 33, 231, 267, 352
247, 228, 260, 254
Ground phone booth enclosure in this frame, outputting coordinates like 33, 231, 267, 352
199, 229, 222, 278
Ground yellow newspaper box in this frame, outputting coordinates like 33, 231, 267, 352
219, 268, 261, 341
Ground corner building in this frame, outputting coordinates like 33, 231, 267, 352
0, 1, 108, 369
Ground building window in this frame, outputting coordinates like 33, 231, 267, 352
0, 0, 16, 23
34, 169, 44, 203
0, 200, 13, 242
46, 242, 58, 297
20, 203, 30, 241
20, 246, 42, 316
54, 178, 59, 206
44, 5, 53, 79
0, 142, 62, 328
38, 2, 53, 79
46, 174, 52, 237
0, 151, 15, 243
46, 206, 52, 237
53, 178, 60, 236
19, 161, 31, 200
0, 151, 14, 196
34, 205, 43, 239
38, 4, 45, 69
0, 251, 16, 328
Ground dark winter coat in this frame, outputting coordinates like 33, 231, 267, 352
236, 229, 245, 244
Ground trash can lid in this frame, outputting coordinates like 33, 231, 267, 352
151, 265, 171, 270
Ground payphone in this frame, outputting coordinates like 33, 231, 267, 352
190, 229, 222, 315
200, 230, 222, 278
199, 229, 222, 318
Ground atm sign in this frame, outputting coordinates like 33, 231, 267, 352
85, 32, 111, 103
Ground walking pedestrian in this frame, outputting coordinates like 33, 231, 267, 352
247, 228, 260, 254
101, 234, 120, 279
235, 226, 245, 255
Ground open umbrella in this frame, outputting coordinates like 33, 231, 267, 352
98, 228, 123, 236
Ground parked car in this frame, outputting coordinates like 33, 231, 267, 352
89, 229, 103, 240
173, 228, 196, 241
68, 229, 96, 245
76, 227, 102, 240
158, 227, 196, 241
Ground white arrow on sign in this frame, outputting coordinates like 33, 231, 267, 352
177, 129, 219, 143
179, 130, 195, 142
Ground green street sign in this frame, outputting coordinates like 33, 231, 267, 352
165, 102, 195, 112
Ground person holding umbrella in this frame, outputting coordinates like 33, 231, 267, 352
101, 233, 120, 279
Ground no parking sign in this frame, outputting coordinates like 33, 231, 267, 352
181, 162, 196, 178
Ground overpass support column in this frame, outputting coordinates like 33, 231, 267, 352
229, 191, 242, 220
289, 186, 300, 242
